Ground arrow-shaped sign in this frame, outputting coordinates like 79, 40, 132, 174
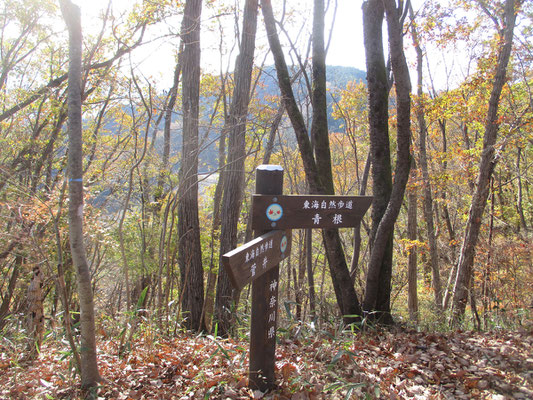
222, 230, 291, 291
252, 195, 373, 230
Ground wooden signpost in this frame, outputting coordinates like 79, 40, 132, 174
221, 165, 372, 392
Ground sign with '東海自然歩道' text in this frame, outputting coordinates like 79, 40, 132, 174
252, 195, 372, 230
222, 229, 291, 291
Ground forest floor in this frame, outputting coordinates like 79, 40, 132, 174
0, 326, 531, 399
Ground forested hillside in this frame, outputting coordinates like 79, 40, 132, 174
150, 65, 366, 172
0, 0, 531, 398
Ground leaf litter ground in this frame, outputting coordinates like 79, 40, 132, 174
1, 328, 531, 399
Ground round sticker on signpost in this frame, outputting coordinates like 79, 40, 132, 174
280, 235, 288, 254
266, 203, 283, 222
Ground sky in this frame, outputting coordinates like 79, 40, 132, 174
69, 1, 372, 69
68, 0, 431, 86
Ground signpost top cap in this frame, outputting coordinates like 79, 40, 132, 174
257, 164, 283, 171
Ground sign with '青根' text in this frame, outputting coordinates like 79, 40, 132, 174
252, 195, 373, 230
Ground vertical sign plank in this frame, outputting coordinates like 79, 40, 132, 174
249, 165, 283, 391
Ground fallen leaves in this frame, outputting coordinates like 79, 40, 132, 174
0, 328, 531, 399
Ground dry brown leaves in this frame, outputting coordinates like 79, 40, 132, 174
0, 328, 531, 399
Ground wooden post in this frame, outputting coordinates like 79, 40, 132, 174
249, 165, 283, 391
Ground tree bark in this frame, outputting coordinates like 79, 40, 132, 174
407, 167, 419, 323
451, 0, 517, 326
306, 229, 317, 321
60, 0, 101, 389
515, 147, 528, 233
26, 265, 44, 360
157, 58, 182, 198
362, 0, 392, 321
261, 0, 363, 323
177, 0, 205, 332
363, 0, 412, 323
213, 0, 259, 337
409, 2, 442, 310
0, 254, 20, 331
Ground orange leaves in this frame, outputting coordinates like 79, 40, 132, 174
280, 361, 298, 380
1, 330, 532, 399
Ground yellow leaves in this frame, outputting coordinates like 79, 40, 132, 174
399, 238, 429, 255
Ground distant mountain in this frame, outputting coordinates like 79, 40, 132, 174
256, 65, 366, 132
257, 65, 366, 98
107, 65, 367, 173
327, 65, 367, 88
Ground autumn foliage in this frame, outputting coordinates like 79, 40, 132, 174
0, 0, 532, 398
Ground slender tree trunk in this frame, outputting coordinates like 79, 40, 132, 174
313, 0, 363, 322
515, 147, 528, 233
362, 0, 411, 324
483, 177, 495, 329
214, 0, 259, 337
407, 167, 419, 323
296, 232, 306, 321
117, 78, 152, 334
350, 151, 371, 282
261, 0, 363, 324
0, 250, 20, 331
201, 109, 227, 330
362, 0, 392, 322
53, 180, 82, 371
306, 229, 317, 321
451, 0, 517, 326
410, 3, 442, 309
26, 265, 44, 360
178, 0, 205, 332
60, 0, 100, 389
157, 59, 182, 198
438, 119, 458, 310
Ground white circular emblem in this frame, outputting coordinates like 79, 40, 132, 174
266, 203, 283, 222
280, 235, 288, 253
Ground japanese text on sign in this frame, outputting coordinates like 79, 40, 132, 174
222, 230, 291, 291
252, 195, 373, 230
267, 279, 278, 339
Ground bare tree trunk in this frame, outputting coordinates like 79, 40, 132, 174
214, 0, 259, 337
362, 0, 411, 324
60, 0, 100, 389
451, 0, 517, 326
177, 0, 205, 332
313, 0, 364, 323
157, 59, 182, 198
515, 147, 529, 233
350, 152, 371, 282
0, 251, 20, 331
483, 177, 495, 329
407, 167, 419, 323
296, 232, 306, 321
362, 0, 392, 323
306, 229, 317, 321
53, 180, 82, 371
261, 0, 363, 324
202, 110, 227, 330
26, 264, 44, 360
439, 119, 458, 310
409, 3, 442, 310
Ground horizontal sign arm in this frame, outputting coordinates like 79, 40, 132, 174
222, 229, 291, 291
252, 195, 373, 230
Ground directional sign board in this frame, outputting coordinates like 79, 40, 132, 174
222, 230, 291, 291
252, 195, 373, 230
